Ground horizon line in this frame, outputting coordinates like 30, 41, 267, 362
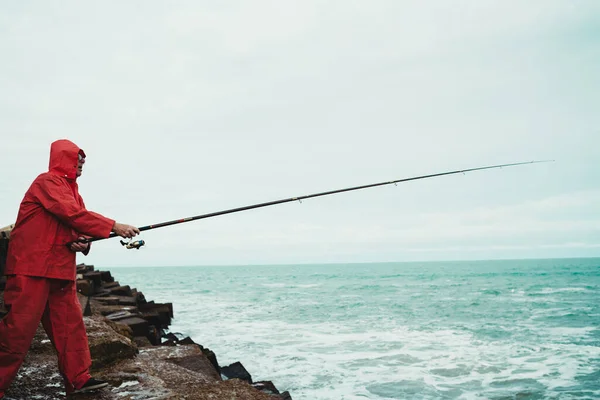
98, 255, 600, 269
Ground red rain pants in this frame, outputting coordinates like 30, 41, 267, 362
0, 275, 92, 396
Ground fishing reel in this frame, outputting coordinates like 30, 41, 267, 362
120, 239, 145, 250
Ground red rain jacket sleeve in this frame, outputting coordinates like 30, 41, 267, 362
31, 174, 114, 239
77, 194, 92, 256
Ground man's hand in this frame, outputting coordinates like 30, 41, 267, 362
112, 222, 140, 238
70, 237, 90, 253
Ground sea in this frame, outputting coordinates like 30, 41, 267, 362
110, 258, 600, 400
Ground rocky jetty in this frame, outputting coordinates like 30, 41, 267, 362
0, 263, 292, 400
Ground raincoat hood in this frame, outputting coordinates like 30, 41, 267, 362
49, 139, 86, 180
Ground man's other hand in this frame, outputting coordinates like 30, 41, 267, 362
112, 223, 140, 238
70, 237, 90, 253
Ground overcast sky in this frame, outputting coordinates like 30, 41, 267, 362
1, 1, 599, 267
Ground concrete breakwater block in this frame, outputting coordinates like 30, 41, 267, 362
105, 310, 141, 321
93, 289, 113, 297
279, 391, 294, 400
95, 296, 121, 305
141, 303, 172, 324
253, 380, 293, 399
98, 304, 139, 316
85, 315, 139, 369
253, 380, 280, 394
76, 278, 93, 296
103, 281, 121, 289
100, 270, 114, 282
140, 301, 173, 318
97, 346, 247, 399
132, 288, 146, 303
76, 262, 94, 273
112, 295, 139, 306
109, 285, 133, 297
116, 316, 150, 337
82, 270, 103, 286
219, 362, 293, 399
142, 311, 170, 328
157, 334, 221, 377
221, 361, 253, 383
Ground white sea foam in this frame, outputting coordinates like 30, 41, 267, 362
261, 282, 287, 288
541, 287, 590, 293
180, 316, 596, 398
546, 326, 597, 338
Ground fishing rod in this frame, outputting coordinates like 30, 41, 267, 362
75, 160, 552, 249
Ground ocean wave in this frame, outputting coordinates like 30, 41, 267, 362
541, 287, 591, 293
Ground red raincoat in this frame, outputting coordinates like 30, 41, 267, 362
0, 139, 115, 396
6, 139, 114, 280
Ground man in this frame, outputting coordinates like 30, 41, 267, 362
0, 139, 140, 397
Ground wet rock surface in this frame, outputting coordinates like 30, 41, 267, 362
222, 361, 253, 384
0, 263, 292, 400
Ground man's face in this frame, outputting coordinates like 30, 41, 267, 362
77, 154, 85, 177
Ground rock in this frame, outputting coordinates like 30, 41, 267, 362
100, 270, 114, 282
108, 285, 131, 297
116, 316, 149, 337
96, 304, 139, 316
105, 310, 141, 321
280, 390, 293, 400
6, 350, 70, 399
76, 279, 93, 296
139, 301, 173, 318
83, 295, 93, 317
179, 336, 195, 345
8, 336, 279, 400
142, 310, 171, 327
254, 380, 280, 394
133, 335, 153, 348
222, 361, 252, 383
147, 325, 162, 345
101, 362, 276, 400
93, 295, 137, 307
77, 263, 94, 272
28, 325, 56, 355
98, 345, 253, 399
93, 289, 113, 297
161, 345, 221, 380
114, 295, 138, 306
163, 332, 179, 342
197, 345, 221, 375
95, 296, 120, 305
85, 315, 138, 369
82, 271, 103, 286
104, 318, 135, 340
102, 281, 121, 289
134, 290, 147, 304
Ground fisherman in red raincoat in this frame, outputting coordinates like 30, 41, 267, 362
0, 139, 140, 397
